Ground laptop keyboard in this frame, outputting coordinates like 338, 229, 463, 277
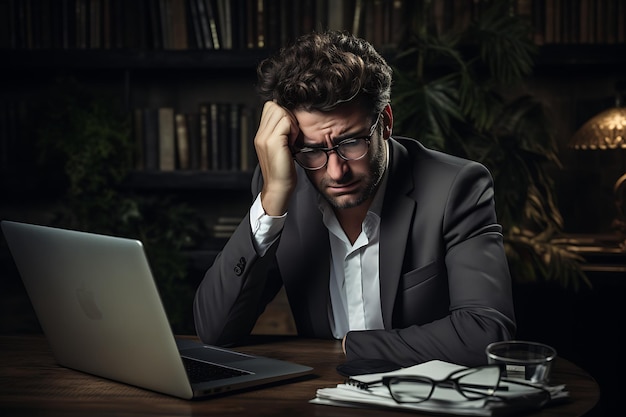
181, 356, 252, 384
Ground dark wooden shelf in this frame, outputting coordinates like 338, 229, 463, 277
5, 43, 625, 73
1, 48, 275, 70
534, 44, 626, 73
122, 170, 254, 190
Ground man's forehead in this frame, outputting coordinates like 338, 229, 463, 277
294, 106, 370, 134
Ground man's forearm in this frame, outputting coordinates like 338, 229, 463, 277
344, 311, 514, 367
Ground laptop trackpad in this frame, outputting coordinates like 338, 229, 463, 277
182, 346, 254, 364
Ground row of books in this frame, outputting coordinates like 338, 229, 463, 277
0, 0, 412, 51
420, 0, 626, 45
2, 0, 623, 52
133, 103, 258, 173
522, 0, 626, 45
0, 99, 258, 175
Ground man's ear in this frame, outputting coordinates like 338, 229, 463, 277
382, 103, 393, 139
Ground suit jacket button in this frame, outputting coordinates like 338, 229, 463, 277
234, 257, 246, 276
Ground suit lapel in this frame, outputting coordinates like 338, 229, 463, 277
379, 139, 416, 329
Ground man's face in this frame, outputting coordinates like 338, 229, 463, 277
293, 104, 388, 210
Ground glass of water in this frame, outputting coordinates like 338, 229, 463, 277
486, 340, 557, 385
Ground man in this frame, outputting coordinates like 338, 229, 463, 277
194, 30, 515, 367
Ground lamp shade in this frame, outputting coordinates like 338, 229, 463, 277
570, 107, 626, 150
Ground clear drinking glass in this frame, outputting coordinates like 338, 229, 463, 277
486, 340, 557, 384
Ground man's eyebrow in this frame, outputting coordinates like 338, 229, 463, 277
299, 123, 370, 148
330, 125, 372, 144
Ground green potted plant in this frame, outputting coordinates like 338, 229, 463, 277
391, 0, 588, 290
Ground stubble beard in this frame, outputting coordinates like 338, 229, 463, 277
315, 144, 386, 210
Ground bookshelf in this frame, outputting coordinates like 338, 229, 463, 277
0, 0, 624, 244
0, 0, 411, 193
1, 0, 625, 221
0, 2, 624, 245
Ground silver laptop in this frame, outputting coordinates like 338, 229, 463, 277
1, 220, 313, 399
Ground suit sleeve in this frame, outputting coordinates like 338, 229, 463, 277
193, 166, 283, 346
344, 162, 516, 367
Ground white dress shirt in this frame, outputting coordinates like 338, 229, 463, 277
249, 148, 389, 339
319, 175, 387, 337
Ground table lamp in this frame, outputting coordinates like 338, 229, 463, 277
569, 94, 626, 249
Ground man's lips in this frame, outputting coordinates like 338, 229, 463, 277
326, 181, 359, 194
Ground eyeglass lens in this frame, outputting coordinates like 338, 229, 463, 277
295, 139, 369, 169
387, 366, 501, 403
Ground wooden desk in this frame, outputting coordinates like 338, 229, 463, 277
0, 335, 599, 417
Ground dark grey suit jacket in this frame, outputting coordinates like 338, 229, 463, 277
194, 137, 516, 367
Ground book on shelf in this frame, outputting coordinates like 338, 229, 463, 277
186, 112, 202, 170
215, 0, 232, 49
228, 103, 241, 171
158, 107, 176, 171
147, 0, 164, 49
209, 102, 220, 169
199, 103, 210, 170
159, 0, 172, 49
75, 0, 87, 49
88, 0, 101, 49
186, 0, 204, 49
141, 108, 160, 171
101, 0, 111, 49
218, 103, 231, 170
206, 0, 222, 49
255, 0, 265, 48
245, 0, 257, 49
327, 0, 348, 31
193, 0, 210, 48
264, 0, 281, 49
134, 102, 256, 173
169, 0, 190, 49
175, 113, 190, 170
232, 0, 248, 50
239, 106, 252, 172
300, 0, 317, 37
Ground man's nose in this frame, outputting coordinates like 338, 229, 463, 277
325, 151, 348, 179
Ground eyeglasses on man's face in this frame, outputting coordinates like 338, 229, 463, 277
292, 114, 381, 171
350, 365, 504, 404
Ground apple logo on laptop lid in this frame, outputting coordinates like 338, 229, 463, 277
76, 284, 103, 320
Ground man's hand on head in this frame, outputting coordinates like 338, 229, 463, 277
254, 101, 300, 216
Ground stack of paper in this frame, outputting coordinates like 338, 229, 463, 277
310, 360, 568, 416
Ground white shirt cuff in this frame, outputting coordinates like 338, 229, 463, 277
249, 193, 286, 256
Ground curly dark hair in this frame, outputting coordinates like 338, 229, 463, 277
256, 30, 392, 116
